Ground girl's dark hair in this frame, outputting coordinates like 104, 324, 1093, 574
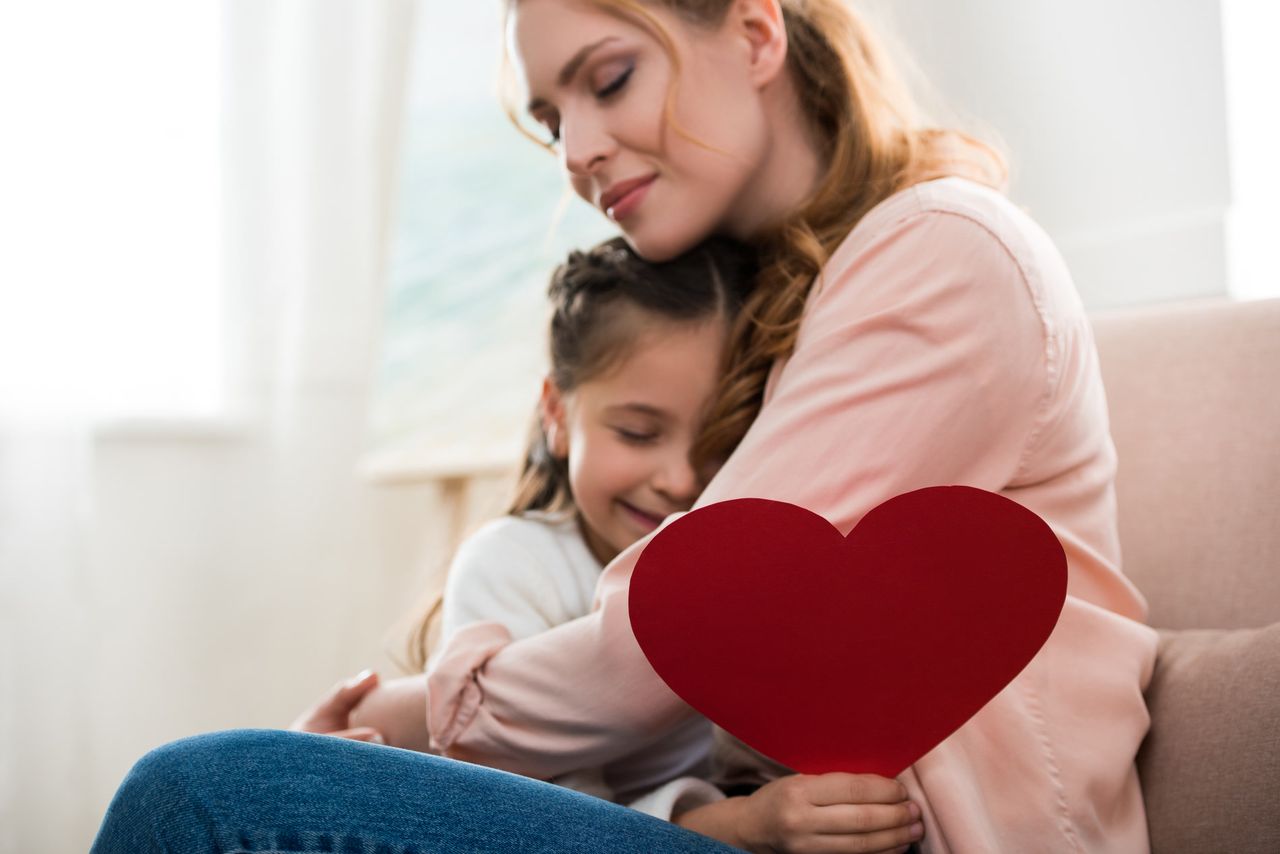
404, 235, 758, 671
509, 234, 758, 516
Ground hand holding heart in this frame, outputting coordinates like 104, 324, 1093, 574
630, 486, 1067, 778
677, 772, 925, 854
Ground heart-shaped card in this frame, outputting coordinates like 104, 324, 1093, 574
629, 486, 1067, 777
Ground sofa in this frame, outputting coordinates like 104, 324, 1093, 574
1091, 297, 1280, 853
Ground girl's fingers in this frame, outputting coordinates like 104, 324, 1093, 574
800, 821, 924, 854
808, 801, 919, 835
329, 669, 380, 708
806, 773, 910, 806
290, 669, 379, 732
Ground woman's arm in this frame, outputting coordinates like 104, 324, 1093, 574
427, 193, 1053, 778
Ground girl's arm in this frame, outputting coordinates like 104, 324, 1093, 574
427, 194, 1064, 778
346, 518, 582, 751
675, 774, 923, 854
290, 668, 390, 744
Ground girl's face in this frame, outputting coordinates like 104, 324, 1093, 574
508, 0, 773, 261
543, 318, 726, 565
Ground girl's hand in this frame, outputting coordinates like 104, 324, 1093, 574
678, 772, 923, 854
348, 673, 432, 753
289, 669, 386, 744
743, 773, 923, 854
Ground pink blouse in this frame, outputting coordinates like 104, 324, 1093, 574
427, 177, 1159, 853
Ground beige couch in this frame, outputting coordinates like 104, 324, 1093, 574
1092, 298, 1280, 853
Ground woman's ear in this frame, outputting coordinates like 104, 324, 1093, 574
731, 0, 788, 88
539, 377, 569, 459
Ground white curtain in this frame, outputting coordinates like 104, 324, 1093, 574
0, 2, 425, 850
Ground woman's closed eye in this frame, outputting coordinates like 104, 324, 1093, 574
539, 61, 635, 147
593, 63, 633, 99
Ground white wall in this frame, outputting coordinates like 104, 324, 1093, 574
1221, 1, 1280, 300
5, 428, 448, 852
863, 0, 1232, 309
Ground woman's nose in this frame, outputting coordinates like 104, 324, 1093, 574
560, 111, 614, 177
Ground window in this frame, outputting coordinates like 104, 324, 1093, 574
0, 2, 223, 422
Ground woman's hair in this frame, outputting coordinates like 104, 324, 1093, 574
404, 235, 758, 671
499, 0, 1007, 473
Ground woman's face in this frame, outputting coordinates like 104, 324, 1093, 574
508, 0, 772, 261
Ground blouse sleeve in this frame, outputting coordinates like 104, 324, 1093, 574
427, 205, 1054, 778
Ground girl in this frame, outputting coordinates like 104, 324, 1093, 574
398, 234, 759, 816
92, 2, 1158, 852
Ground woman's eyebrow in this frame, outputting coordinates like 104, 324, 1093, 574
526, 37, 618, 113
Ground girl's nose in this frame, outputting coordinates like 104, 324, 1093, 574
653, 452, 700, 508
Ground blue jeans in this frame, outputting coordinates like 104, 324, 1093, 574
90, 729, 743, 853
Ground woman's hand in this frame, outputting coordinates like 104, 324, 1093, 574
677, 773, 923, 854
289, 669, 386, 744
348, 673, 432, 753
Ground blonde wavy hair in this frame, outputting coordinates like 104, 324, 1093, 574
400, 1, 1007, 673
501, 0, 1006, 474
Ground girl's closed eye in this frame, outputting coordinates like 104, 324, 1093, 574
613, 425, 657, 444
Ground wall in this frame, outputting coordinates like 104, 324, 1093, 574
862, 0, 1231, 309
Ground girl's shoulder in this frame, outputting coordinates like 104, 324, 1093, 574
455, 510, 598, 573
461, 510, 577, 555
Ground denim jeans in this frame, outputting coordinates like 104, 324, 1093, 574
90, 729, 743, 853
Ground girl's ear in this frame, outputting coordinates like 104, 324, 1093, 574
539, 377, 569, 459
731, 0, 788, 89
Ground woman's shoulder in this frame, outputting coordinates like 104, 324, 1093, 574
824, 177, 1083, 328
851, 177, 1058, 267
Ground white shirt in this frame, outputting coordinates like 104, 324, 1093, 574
442, 511, 603, 645
439, 509, 723, 819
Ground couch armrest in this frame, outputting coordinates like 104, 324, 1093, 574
1138, 625, 1280, 853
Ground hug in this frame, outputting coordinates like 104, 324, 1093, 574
90, 1, 1245, 852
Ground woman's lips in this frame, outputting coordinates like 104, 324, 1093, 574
604, 176, 655, 222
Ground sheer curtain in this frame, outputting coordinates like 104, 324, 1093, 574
0, 2, 424, 850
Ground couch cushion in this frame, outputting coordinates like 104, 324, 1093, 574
1138, 624, 1280, 853
1092, 298, 1280, 629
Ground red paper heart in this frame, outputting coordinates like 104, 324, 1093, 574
629, 486, 1067, 777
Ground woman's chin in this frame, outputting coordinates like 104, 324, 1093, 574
619, 227, 707, 263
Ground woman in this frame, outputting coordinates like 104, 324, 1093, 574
92, 1, 1158, 852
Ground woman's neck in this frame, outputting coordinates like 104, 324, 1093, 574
723, 76, 826, 239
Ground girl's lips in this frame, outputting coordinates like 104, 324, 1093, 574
605, 176, 655, 222
619, 500, 664, 530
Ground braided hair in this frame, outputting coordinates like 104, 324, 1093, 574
405, 235, 758, 670
510, 234, 759, 514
